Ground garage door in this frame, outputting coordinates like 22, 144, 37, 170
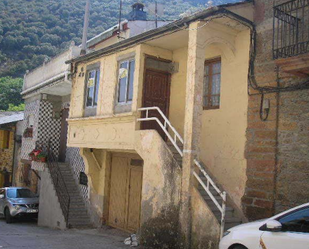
108, 154, 143, 232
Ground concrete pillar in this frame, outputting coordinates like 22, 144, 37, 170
180, 21, 207, 248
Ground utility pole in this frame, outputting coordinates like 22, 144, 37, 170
118, 0, 123, 39
155, 1, 158, 28
81, 0, 90, 55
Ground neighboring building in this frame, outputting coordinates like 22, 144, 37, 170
242, 0, 309, 220
0, 112, 24, 188
66, 1, 254, 247
20, 44, 91, 230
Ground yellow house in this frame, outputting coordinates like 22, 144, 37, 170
67, 2, 253, 248
0, 112, 24, 187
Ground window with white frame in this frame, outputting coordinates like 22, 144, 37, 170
85, 69, 100, 108
117, 59, 135, 104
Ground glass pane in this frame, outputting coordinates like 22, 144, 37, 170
212, 74, 221, 95
213, 62, 221, 74
279, 208, 309, 233
204, 65, 210, 76
203, 96, 208, 107
86, 71, 95, 107
211, 96, 220, 107
127, 60, 135, 101
118, 78, 126, 103
204, 76, 209, 96
94, 70, 100, 106
118, 62, 129, 103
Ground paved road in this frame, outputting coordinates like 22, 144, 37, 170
0, 219, 131, 249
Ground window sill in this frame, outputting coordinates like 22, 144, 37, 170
203, 106, 220, 110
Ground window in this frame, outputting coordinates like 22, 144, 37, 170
2, 130, 10, 149
278, 207, 309, 233
203, 58, 221, 109
117, 59, 135, 104
85, 69, 100, 108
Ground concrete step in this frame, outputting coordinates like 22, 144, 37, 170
69, 214, 90, 219
225, 217, 242, 230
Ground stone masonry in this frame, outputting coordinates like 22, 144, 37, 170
242, 0, 309, 220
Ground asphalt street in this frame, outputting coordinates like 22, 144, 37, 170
0, 218, 132, 249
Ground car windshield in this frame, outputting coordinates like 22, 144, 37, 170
6, 189, 36, 198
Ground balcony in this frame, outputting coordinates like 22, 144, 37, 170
273, 0, 309, 76
22, 46, 81, 96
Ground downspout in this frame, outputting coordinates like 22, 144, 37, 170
11, 125, 17, 186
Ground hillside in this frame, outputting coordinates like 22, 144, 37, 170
0, 0, 240, 78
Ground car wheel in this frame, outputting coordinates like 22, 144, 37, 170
5, 208, 12, 224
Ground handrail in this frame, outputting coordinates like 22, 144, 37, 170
137, 106, 226, 238
46, 142, 71, 226
194, 159, 226, 238
138, 107, 184, 157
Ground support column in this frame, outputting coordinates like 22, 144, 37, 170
179, 21, 207, 249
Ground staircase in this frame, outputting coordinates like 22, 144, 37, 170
58, 163, 92, 228
138, 107, 243, 238
166, 141, 241, 231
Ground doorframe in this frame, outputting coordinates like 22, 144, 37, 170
142, 55, 172, 122
107, 153, 144, 232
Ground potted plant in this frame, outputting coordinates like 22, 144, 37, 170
28, 149, 46, 162
36, 151, 47, 162
23, 127, 33, 138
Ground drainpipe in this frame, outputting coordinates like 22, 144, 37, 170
81, 0, 90, 55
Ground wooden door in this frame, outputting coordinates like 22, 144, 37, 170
127, 166, 143, 231
108, 156, 128, 230
58, 109, 69, 162
142, 69, 171, 140
108, 155, 143, 232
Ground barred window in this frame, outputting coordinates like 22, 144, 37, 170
203, 58, 221, 109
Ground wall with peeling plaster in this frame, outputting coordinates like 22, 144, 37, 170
192, 188, 220, 249
199, 30, 251, 209
135, 130, 182, 248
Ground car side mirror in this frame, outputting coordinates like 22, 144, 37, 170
265, 220, 282, 232
0, 194, 4, 199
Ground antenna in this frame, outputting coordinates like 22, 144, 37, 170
149, 2, 164, 25
118, 0, 123, 38
155, 1, 158, 28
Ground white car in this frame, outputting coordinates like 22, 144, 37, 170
219, 202, 309, 249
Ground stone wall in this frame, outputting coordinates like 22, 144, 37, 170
0, 127, 14, 172
242, 0, 309, 220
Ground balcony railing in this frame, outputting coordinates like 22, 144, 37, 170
273, 0, 309, 59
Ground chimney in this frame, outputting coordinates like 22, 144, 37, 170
128, 3, 147, 21
81, 0, 90, 55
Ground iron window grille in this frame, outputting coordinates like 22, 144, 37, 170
273, 0, 309, 59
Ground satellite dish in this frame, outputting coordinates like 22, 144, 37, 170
148, 3, 164, 17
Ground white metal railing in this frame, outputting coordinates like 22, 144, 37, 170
138, 107, 184, 156
137, 106, 226, 238
193, 159, 227, 238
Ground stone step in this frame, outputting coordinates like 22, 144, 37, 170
225, 217, 242, 230
69, 213, 89, 218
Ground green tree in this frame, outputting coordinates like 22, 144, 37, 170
0, 77, 23, 111
7, 103, 25, 111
